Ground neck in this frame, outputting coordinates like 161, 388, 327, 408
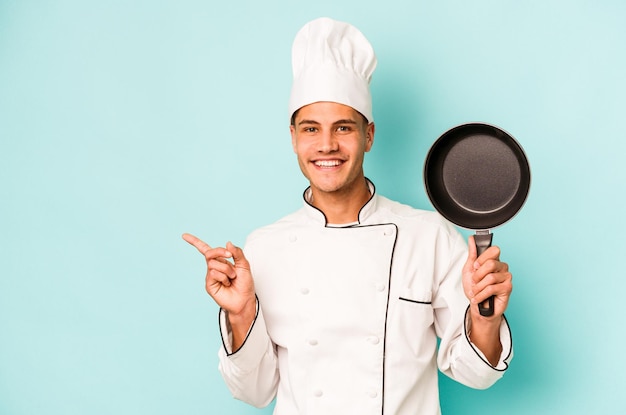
309, 178, 371, 224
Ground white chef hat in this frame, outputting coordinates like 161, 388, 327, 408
288, 17, 377, 122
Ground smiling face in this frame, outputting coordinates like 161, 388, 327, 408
290, 101, 375, 201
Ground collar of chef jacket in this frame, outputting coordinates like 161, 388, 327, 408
301, 178, 377, 226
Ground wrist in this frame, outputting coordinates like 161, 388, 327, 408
469, 310, 501, 334
467, 310, 503, 366
226, 296, 257, 352
227, 296, 257, 326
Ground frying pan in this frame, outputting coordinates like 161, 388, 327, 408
424, 123, 530, 316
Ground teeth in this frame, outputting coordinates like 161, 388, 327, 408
315, 160, 341, 167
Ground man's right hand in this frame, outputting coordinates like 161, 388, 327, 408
182, 233, 256, 351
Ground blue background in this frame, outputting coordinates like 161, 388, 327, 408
1, 1, 625, 414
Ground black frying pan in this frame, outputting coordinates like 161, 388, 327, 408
424, 123, 530, 316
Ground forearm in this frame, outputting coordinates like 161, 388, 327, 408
226, 296, 258, 352
468, 313, 503, 366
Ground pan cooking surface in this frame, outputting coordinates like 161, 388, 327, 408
424, 123, 531, 230
442, 134, 521, 214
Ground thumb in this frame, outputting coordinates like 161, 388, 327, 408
226, 242, 249, 268
464, 235, 479, 272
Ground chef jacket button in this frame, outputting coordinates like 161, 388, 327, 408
375, 283, 386, 292
308, 338, 318, 346
289, 234, 297, 243
367, 336, 380, 345
368, 390, 378, 399
300, 287, 310, 295
313, 389, 323, 397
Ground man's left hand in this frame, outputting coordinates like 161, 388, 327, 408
461, 235, 513, 366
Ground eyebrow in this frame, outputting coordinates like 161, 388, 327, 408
333, 119, 358, 125
297, 119, 321, 126
297, 119, 358, 126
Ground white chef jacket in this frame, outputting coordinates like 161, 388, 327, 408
217, 181, 512, 415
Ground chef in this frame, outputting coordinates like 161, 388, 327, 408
183, 17, 513, 415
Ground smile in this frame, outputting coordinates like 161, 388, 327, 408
314, 160, 342, 167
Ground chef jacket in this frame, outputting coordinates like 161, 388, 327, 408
217, 181, 512, 415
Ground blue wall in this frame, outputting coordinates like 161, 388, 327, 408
1, 1, 624, 414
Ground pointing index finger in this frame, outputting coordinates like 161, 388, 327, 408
182, 233, 234, 260
182, 232, 208, 248
181, 232, 211, 253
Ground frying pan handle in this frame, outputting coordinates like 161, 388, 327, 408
474, 232, 495, 317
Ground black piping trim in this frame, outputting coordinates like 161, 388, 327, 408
356, 178, 376, 225
463, 304, 512, 372
323, 220, 398, 413
380, 222, 398, 415
301, 178, 376, 227
219, 294, 260, 357
302, 187, 329, 225
320, 220, 397, 413
398, 297, 432, 305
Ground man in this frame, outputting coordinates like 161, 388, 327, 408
183, 17, 512, 415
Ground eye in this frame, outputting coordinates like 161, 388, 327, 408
336, 125, 352, 132
303, 127, 318, 133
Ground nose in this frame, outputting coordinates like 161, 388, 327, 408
318, 130, 338, 153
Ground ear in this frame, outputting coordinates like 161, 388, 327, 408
365, 122, 375, 152
290, 124, 297, 153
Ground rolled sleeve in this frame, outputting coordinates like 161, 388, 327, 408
218, 300, 271, 367
447, 307, 513, 389
464, 308, 513, 372
217, 302, 279, 408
